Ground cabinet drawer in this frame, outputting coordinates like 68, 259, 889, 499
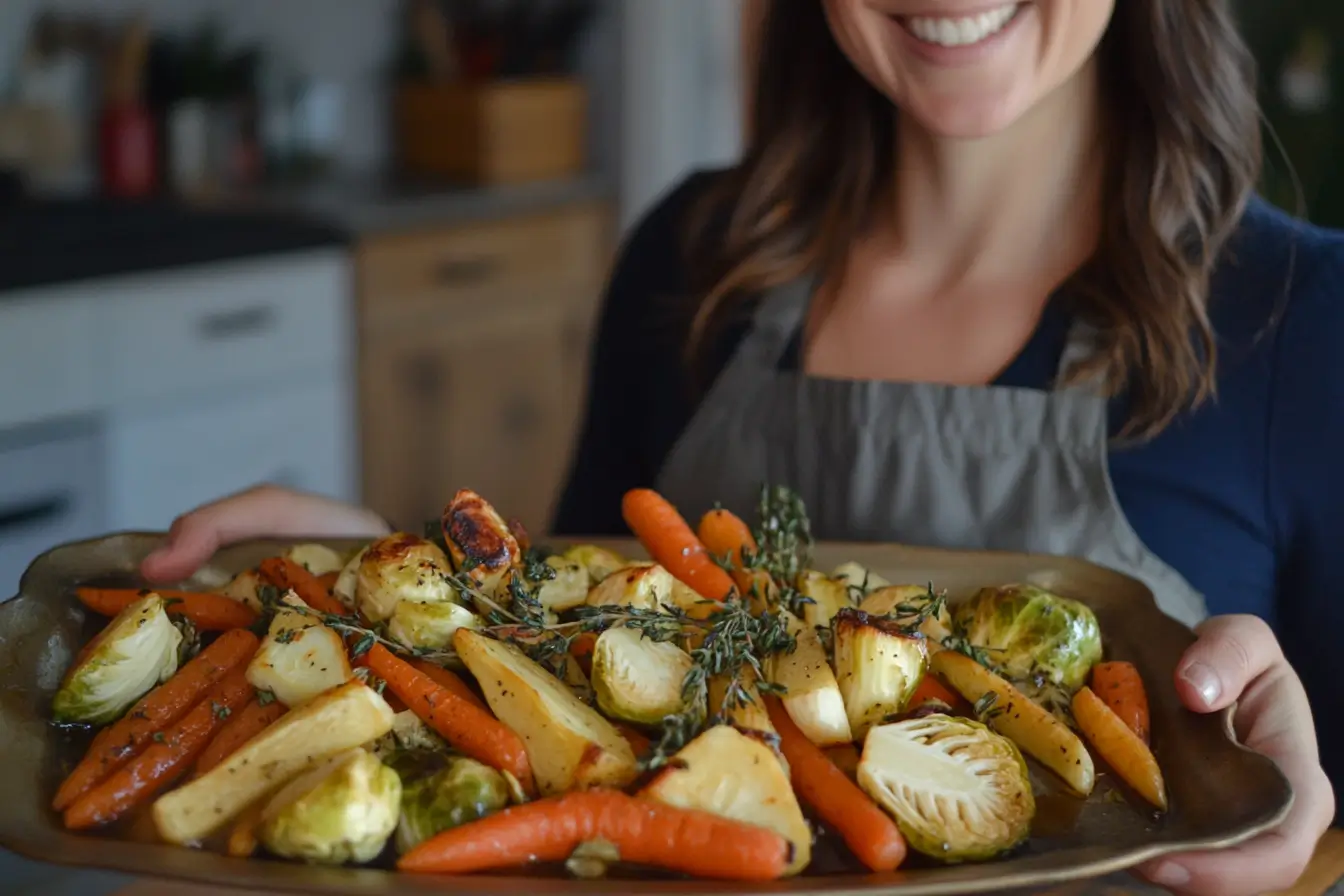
357, 205, 609, 314
106, 373, 356, 531
95, 250, 351, 407
0, 294, 99, 429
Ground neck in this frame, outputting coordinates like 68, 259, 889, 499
888, 60, 1106, 287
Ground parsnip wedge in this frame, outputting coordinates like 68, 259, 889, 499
708, 666, 777, 736
152, 681, 396, 845
768, 614, 851, 746
454, 628, 638, 796
931, 651, 1095, 796
640, 725, 812, 875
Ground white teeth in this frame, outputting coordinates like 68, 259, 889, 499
906, 4, 1019, 48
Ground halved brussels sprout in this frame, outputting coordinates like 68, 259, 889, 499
53, 594, 182, 725
391, 752, 510, 854
441, 489, 520, 600
858, 715, 1034, 862
247, 594, 353, 708
953, 584, 1102, 693
534, 556, 590, 613
586, 563, 678, 612
832, 607, 929, 740
590, 625, 695, 727
356, 534, 457, 623
258, 748, 401, 865
798, 570, 851, 629
769, 613, 851, 746
283, 543, 347, 577
387, 599, 481, 652
562, 545, 627, 585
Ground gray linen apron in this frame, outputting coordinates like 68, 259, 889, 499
654, 277, 1209, 630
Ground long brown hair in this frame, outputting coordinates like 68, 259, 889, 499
687, 1, 1262, 439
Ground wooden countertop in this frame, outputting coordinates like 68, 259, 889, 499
114, 829, 1344, 896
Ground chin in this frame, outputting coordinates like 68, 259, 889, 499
823, 0, 1113, 140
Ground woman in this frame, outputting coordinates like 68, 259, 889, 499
142, 1, 1336, 893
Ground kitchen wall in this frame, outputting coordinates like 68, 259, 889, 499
0, 0, 626, 184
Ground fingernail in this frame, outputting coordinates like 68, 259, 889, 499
1149, 862, 1191, 889
1180, 662, 1221, 706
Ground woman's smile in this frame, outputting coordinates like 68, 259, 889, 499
895, 2, 1028, 61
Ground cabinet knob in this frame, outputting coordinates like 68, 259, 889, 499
198, 305, 276, 341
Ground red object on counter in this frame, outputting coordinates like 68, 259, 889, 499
99, 104, 156, 198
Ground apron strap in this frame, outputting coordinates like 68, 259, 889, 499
1056, 319, 1103, 385
747, 275, 817, 369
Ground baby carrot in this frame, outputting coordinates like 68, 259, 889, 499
1090, 661, 1150, 743
907, 673, 966, 712
194, 696, 287, 776
1073, 686, 1167, 811
315, 571, 340, 594
764, 696, 907, 872
75, 588, 257, 631
258, 556, 351, 617
53, 629, 259, 812
398, 789, 790, 880
367, 645, 534, 794
696, 507, 767, 598
63, 668, 255, 830
411, 659, 487, 711
616, 722, 652, 756
621, 489, 735, 601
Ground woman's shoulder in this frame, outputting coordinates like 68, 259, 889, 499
1218, 197, 1344, 321
615, 167, 735, 273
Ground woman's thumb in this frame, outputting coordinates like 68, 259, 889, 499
140, 513, 222, 583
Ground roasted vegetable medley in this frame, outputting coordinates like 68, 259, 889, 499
50, 485, 1168, 880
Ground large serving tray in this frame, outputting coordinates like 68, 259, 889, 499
0, 532, 1292, 896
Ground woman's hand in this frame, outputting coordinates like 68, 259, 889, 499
139, 484, 393, 583
1136, 615, 1336, 896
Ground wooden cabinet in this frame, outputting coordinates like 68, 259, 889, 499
356, 202, 612, 536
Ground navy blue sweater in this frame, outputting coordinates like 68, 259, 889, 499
554, 172, 1344, 806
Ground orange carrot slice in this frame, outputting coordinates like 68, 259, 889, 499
696, 507, 769, 598
194, 696, 287, 776
1090, 661, 1150, 743
63, 668, 255, 830
76, 588, 256, 631
398, 789, 790, 880
1073, 685, 1167, 811
53, 628, 259, 812
411, 659, 487, 711
621, 489, 735, 601
258, 556, 351, 617
765, 696, 907, 872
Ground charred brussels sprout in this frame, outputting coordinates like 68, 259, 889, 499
53, 594, 182, 725
832, 607, 929, 740
591, 625, 696, 727
954, 585, 1102, 693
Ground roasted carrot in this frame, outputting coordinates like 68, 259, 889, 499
411, 659, 487, 711
194, 696, 287, 776
53, 628, 259, 812
907, 673, 966, 712
621, 489, 735, 601
1090, 661, 1150, 744
696, 507, 765, 597
367, 645, 534, 793
63, 668, 255, 830
825, 743, 861, 780
315, 570, 340, 594
398, 789, 790, 880
616, 722, 652, 756
1072, 686, 1167, 811
258, 556, 351, 617
75, 587, 256, 631
764, 696, 907, 872
226, 802, 266, 857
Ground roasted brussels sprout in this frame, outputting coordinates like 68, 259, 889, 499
953, 585, 1102, 693
387, 599, 481, 652
858, 714, 1034, 862
562, 545, 627, 585
258, 748, 401, 865
247, 594, 353, 708
586, 563, 678, 612
441, 489, 520, 600
53, 594, 183, 725
355, 533, 457, 623
534, 556, 590, 613
798, 570, 852, 629
591, 625, 696, 727
390, 752, 510, 854
832, 607, 929, 740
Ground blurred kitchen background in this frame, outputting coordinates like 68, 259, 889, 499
0, 0, 1340, 610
